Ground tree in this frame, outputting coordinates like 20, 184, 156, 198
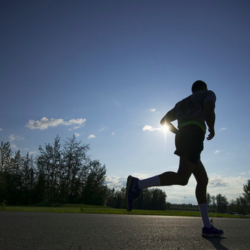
21, 153, 35, 205
0, 142, 12, 171
243, 180, 250, 204
8, 150, 23, 204
0, 142, 13, 204
150, 189, 167, 210
207, 193, 211, 206
82, 160, 107, 205
216, 194, 228, 213
134, 188, 167, 210
37, 139, 58, 203
106, 188, 116, 207
211, 195, 216, 212
0, 135, 109, 206
62, 135, 90, 203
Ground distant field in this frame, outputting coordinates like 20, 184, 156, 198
1, 204, 250, 219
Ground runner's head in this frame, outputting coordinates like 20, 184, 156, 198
192, 80, 207, 93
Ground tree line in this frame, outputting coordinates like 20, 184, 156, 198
206, 183, 250, 214
1, 135, 249, 213
166, 187, 250, 214
105, 183, 250, 214
106, 187, 167, 210
0, 136, 107, 206
0, 136, 167, 210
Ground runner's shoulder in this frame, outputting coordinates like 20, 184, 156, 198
205, 90, 216, 102
194, 90, 216, 103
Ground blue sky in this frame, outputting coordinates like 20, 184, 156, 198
1, 0, 250, 204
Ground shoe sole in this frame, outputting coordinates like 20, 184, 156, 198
202, 232, 224, 238
126, 175, 132, 212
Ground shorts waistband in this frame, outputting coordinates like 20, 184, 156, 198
179, 121, 206, 133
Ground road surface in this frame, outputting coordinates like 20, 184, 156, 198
1, 211, 249, 250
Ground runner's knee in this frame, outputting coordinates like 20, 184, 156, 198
179, 177, 189, 186
197, 176, 208, 187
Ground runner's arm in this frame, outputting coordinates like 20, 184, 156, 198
160, 111, 179, 134
203, 101, 216, 140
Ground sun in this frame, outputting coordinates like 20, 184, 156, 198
161, 125, 170, 134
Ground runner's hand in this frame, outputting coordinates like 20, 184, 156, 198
207, 128, 215, 140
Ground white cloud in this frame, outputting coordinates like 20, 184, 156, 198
240, 172, 246, 175
131, 173, 150, 179
149, 108, 156, 112
29, 151, 37, 155
9, 134, 24, 142
209, 174, 228, 187
105, 174, 149, 190
111, 132, 115, 136
26, 117, 86, 130
105, 176, 127, 190
9, 134, 15, 141
142, 125, 161, 132
0, 128, 2, 131
74, 133, 81, 137
88, 134, 96, 139
207, 174, 248, 200
220, 127, 227, 131
10, 144, 17, 150
214, 150, 220, 154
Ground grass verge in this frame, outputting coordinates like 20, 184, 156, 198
1, 204, 250, 218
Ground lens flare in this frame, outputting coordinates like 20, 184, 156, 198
162, 125, 169, 133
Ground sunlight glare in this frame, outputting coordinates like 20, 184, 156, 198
162, 125, 169, 134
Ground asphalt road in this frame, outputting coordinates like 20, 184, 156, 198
1, 211, 249, 250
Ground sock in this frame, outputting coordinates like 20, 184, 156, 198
138, 175, 161, 190
199, 203, 212, 228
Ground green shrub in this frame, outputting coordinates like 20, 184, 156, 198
0, 200, 7, 210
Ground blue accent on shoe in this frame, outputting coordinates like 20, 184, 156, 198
126, 175, 141, 212
202, 225, 224, 237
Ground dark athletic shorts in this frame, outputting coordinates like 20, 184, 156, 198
174, 125, 205, 164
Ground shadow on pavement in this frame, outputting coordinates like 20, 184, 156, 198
203, 236, 229, 250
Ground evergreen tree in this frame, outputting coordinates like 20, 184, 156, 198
82, 160, 107, 206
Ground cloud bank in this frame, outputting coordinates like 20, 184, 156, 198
105, 176, 127, 190
105, 173, 249, 204
26, 117, 86, 130
142, 125, 161, 132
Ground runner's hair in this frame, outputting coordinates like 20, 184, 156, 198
192, 80, 207, 93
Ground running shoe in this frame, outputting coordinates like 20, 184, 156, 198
126, 175, 141, 212
202, 225, 224, 237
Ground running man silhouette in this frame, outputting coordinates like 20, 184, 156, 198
126, 80, 224, 237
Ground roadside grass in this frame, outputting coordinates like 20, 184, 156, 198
1, 204, 250, 218
71, 245, 199, 250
